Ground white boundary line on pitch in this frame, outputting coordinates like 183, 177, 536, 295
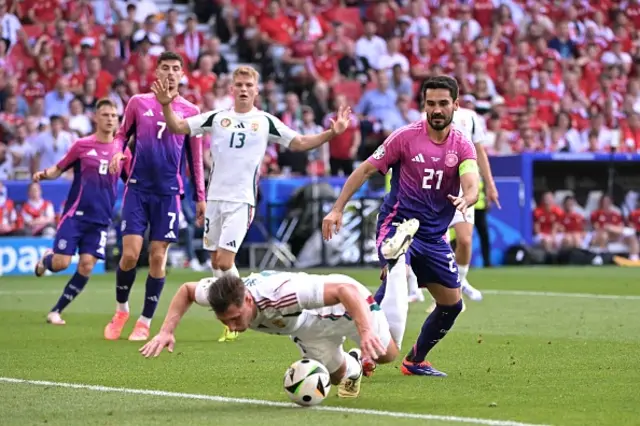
0, 377, 549, 426
2, 288, 640, 300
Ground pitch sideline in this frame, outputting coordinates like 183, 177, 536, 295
0, 377, 549, 426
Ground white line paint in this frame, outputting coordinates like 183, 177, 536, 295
481, 290, 640, 300
2, 288, 640, 301
0, 377, 549, 426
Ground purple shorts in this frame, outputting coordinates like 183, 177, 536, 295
54, 218, 108, 260
376, 213, 460, 289
120, 188, 180, 242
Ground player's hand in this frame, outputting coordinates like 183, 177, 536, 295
32, 171, 46, 182
151, 79, 178, 106
109, 152, 127, 174
448, 194, 469, 219
329, 106, 352, 136
195, 201, 206, 227
139, 331, 176, 358
359, 330, 387, 361
322, 209, 343, 241
486, 185, 501, 209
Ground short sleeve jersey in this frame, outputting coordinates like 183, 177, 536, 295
367, 121, 477, 241
186, 108, 299, 206
194, 271, 373, 335
115, 94, 205, 200
56, 135, 124, 225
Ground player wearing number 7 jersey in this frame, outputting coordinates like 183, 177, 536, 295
153, 65, 352, 342
104, 52, 206, 342
32, 99, 128, 326
323, 76, 479, 377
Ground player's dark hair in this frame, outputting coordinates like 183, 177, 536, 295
157, 51, 184, 69
421, 75, 459, 102
207, 276, 246, 314
96, 97, 116, 110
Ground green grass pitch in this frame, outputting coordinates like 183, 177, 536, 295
1, 266, 640, 426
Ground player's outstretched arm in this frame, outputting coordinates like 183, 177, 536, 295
322, 282, 387, 360
322, 161, 378, 240
289, 106, 352, 152
32, 165, 63, 182
151, 80, 191, 135
139, 283, 198, 358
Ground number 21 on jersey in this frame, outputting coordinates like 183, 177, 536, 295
422, 168, 443, 189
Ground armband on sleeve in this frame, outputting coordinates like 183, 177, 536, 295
459, 159, 479, 176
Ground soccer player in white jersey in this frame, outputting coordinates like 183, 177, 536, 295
140, 269, 409, 398
152, 66, 351, 342
417, 106, 500, 310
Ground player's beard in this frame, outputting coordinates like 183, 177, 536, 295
427, 113, 453, 131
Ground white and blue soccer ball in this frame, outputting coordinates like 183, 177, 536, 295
283, 358, 331, 407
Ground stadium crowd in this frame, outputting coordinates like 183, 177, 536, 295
1, 0, 640, 252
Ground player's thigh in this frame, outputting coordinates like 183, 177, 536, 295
290, 335, 346, 375
410, 240, 461, 301
53, 218, 82, 257
77, 222, 108, 261
148, 194, 180, 243
218, 202, 254, 253
453, 221, 474, 247
203, 201, 223, 251
120, 189, 149, 238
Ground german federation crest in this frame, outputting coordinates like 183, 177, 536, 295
372, 145, 385, 160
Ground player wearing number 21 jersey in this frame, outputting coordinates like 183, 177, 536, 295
323, 76, 479, 377
32, 99, 127, 326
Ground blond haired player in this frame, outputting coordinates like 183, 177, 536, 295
152, 66, 352, 341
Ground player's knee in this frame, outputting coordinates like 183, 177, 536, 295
148, 251, 167, 269
54, 255, 72, 271
217, 253, 235, 271
456, 233, 473, 251
77, 260, 95, 276
119, 250, 139, 270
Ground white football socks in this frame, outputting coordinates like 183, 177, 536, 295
458, 264, 469, 285
380, 255, 409, 350
117, 302, 129, 313
344, 352, 362, 379
407, 267, 419, 295
221, 264, 239, 277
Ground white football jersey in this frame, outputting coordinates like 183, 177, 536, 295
187, 108, 299, 205
452, 107, 487, 145
194, 271, 374, 335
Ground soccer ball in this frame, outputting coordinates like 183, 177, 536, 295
283, 358, 331, 407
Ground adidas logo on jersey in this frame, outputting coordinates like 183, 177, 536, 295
87, 149, 98, 156
235, 122, 245, 129
411, 154, 425, 163
164, 231, 176, 239
226, 240, 237, 248
144, 109, 154, 117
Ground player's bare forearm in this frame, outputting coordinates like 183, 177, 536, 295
37, 166, 63, 181
325, 283, 373, 336
162, 103, 191, 135
474, 143, 496, 189
289, 129, 337, 152
460, 172, 479, 207
159, 284, 197, 334
332, 161, 378, 212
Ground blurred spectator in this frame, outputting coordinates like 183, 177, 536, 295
324, 94, 360, 176
0, 0, 21, 48
68, 97, 93, 137
0, 142, 14, 179
16, 182, 56, 237
559, 196, 586, 249
591, 194, 639, 260
7, 122, 35, 179
44, 78, 74, 118
533, 191, 563, 252
32, 115, 74, 172
0, 181, 18, 235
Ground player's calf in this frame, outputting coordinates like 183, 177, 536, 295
35, 252, 72, 277
47, 254, 98, 325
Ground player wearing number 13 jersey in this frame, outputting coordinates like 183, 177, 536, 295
104, 52, 206, 343
32, 99, 127, 326
322, 76, 479, 377
157, 65, 352, 342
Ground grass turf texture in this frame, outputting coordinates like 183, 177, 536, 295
1, 266, 639, 426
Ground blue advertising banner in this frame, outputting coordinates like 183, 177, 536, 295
0, 237, 106, 276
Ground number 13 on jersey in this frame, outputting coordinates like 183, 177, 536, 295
422, 168, 443, 189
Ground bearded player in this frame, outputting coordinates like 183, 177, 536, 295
33, 99, 128, 325
323, 76, 479, 377
151, 65, 351, 342
419, 105, 500, 311
104, 51, 206, 342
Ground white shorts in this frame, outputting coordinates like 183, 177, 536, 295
448, 206, 475, 227
290, 275, 392, 374
203, 200, 255, 253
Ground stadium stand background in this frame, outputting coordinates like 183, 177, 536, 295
1, 0, 640, 271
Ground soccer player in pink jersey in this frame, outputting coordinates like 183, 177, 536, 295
323, 76, 480, 377
104, 52, 206, 342
32, 99, 127, 325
